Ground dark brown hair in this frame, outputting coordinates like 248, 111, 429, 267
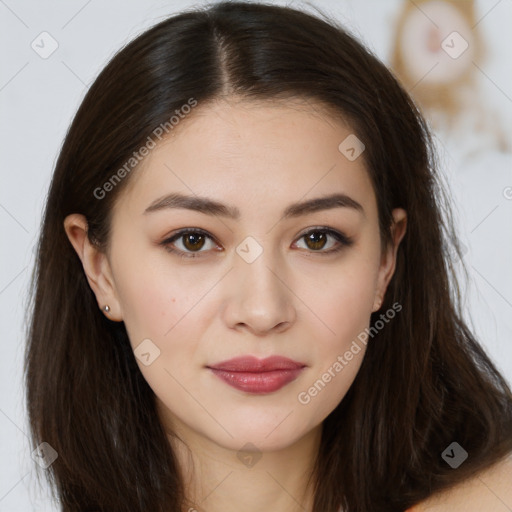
24, 1, 512, 511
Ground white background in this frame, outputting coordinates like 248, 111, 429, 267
1, 0, 511, 509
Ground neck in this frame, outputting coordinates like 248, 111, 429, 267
167, 423, 322, 512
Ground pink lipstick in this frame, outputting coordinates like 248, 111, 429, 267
207, 355, 305, 394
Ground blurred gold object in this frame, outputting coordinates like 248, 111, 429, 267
390, 0, 509, 152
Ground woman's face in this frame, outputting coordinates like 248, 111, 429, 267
66, 98, 406, 453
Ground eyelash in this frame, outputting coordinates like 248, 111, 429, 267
160, 226, 354, 259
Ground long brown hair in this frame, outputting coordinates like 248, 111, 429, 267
24, 2, 512, 511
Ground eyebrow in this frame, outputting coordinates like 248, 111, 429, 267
143, 192, 365, 219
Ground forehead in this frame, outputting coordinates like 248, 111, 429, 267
114, 98, 376, 221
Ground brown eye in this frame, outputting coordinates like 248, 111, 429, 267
161, 229, 217, 258
181, 232, 207, 251
161, 226, 353, 260
294, 228, 353, 254
303, 231, 329, 251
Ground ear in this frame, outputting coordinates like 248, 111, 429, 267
63, 213, 123, 321
372, 208, 407, 312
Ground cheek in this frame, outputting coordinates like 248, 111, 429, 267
312, 260, 378, 346
111, 246, 194, 354
299, 255, 377, 406
114, 262, 205, 406
296, 272, 374, 421
116, 273, 172, 343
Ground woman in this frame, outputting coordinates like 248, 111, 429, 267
24, 2, 512, 511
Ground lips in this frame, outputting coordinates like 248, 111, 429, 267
207, 355, 306, 394
208, 355, 305, 372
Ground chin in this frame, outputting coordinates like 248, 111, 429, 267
206, 412, 316, 452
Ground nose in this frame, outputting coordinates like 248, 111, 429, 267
222, 244, 296, 337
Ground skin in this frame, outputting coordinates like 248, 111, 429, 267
64, 97, 407, 512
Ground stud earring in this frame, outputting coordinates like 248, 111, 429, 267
102, 305, 111, 313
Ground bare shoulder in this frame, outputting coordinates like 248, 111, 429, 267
416, 453, 512, 512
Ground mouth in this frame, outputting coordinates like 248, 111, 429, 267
206, 355, 306, 394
